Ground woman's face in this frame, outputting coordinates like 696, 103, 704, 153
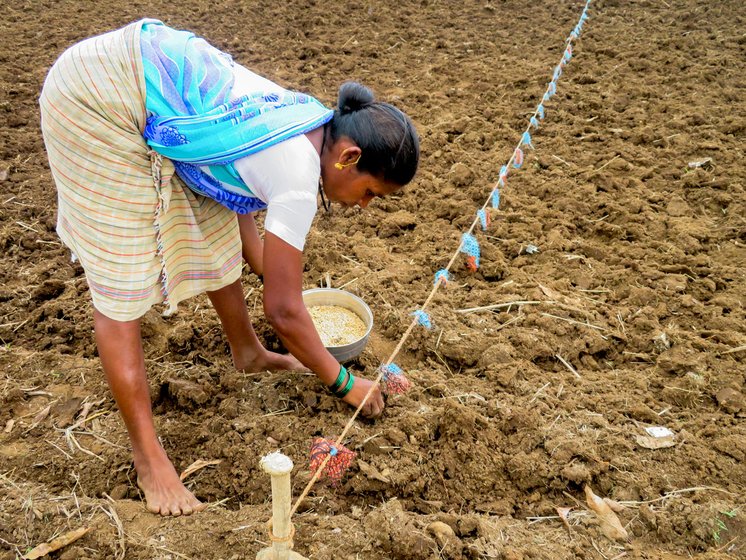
320, 137, 400, 208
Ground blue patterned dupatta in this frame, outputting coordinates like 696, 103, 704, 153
139, 20, 333, 213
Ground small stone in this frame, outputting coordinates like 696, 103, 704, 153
303, 392, 318, 408
560, 462, 592, 483
666, 195, 690, 217
448, 162, 473, 187
109, 484, 129, 500
59, 547, 87, 560
427, 521, 456, 547
715, 388, 743, 414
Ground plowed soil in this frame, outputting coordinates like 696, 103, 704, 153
1, 0, 744, 559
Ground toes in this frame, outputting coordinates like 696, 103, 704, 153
142, 486, 205, 517
181, 496, 206, 516
146, 502, 161, 515
194, 501, 208, 513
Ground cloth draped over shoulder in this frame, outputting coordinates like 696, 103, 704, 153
39, 20, 241, 321
139, 21, 333, 214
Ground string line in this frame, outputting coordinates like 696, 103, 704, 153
290, 0, 592, 519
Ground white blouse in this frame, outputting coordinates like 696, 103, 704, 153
230, 64, 320, 251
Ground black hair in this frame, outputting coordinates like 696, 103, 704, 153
329, 82, 419, 186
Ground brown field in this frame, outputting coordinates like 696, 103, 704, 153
1, 0, 744, 558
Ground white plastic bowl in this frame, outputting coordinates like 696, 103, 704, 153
302, 288, 373, 362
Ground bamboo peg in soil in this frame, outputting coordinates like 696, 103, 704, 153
257, 452, 308, 560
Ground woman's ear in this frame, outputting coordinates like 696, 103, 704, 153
335, 145, 362, 170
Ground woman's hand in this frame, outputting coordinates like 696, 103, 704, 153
262, 232, 386, 419
343, 376, 384, 418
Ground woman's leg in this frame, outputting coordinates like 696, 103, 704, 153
207, 279, 306, 372
93, 309, 205, 517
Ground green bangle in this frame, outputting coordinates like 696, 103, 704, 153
336, 371, 355, 398
329, 365, 347, 393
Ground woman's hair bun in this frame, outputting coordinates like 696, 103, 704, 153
337, 82, 375, 115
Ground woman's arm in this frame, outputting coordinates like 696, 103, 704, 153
238, 213, 264, 277
262, 231, 384, 417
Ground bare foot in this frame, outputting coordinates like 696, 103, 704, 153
234, 349, 309, 373
135, 448, 206, 517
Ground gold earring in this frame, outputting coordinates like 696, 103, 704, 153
334, 154, 361, 170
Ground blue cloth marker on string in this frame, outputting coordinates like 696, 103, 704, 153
461, 233, 480, 270
522, 131, 533, 148
513, 148, 524, 169
498, 164, 508, 187
542, 92, 550, 102
477, 208, 490, 230
530, 116, 539, 129
538, 104, 545, 119
491, 187, 500, 209
411, 309, 433, 330
548, 81, 557, 96
382, 363, 404, 377
553, 66, 562, 81
434, 269, 450, 286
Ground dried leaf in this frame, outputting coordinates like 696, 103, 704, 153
603, 498, 626, 513
556, 506, 573, 532
357, 459, 391, 483
22, 527, 92, 559
584, 486, 629, 541
539, 284, 561, 299
52, 397, 84, 428
635, 434, 675, 449
3, 419, 14, 433
25, 404, 51, 433
179, 459, 222, 481
75, 400, 97, 425
0, 169, 8, 182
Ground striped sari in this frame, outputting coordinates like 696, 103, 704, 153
39, 20, 241, 321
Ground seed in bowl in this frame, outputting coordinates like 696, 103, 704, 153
308, 305, 367, 347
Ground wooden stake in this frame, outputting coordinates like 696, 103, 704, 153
257, 453, 308, 560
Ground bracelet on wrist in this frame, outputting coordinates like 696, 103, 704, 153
328, 365, 355, 398
329, 365, 347, 393
336, 370, 355, 397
